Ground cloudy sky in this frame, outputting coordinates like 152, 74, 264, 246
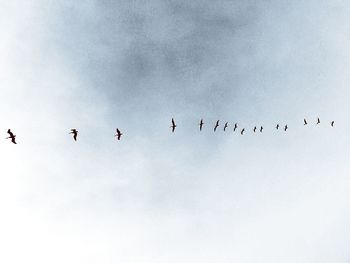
1, 0, 350, 262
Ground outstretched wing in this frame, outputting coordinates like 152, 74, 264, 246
116, 129, 122, 140
7, 129, 14, 137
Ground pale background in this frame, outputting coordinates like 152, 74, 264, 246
0, 1, 350, 262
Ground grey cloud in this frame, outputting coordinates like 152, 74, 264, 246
46, 0, 261, 119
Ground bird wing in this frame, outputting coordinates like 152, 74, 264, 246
172, 118, 175, 126
11, 137, 16, 144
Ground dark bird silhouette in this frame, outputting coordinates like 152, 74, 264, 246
253, 126, 257, 133
223, 122, 228, 131
214, 120, 219, 132
304, 118, 308, 125
69, 129, 78, 141
171, 118, 176, 133
331, 121, 335, 127
233, 123, 238, 132
317, 117, 320, 125
115, 128, 123, 140
6, 129, 16, 144
260, 126, 263, 133
199, 119, 204, 131
241, 128, 245, 135
284, 125, 288, 131
276, 124, 279, 130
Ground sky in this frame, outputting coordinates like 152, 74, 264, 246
1, 0, 350, 262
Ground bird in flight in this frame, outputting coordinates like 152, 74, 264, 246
69, 129, 78, 141
284, 125, 288, 131
199, 119, 204, 131
253, 126, 257, 133
115, 128, 123, 140
331, 121, 335, 127
223, 122, 228, 131
276, 124, 279, 130
6, 129, 16, 144
233, 123, 238, 132
214, 120, 219, 132
241, 128, 245, 135
304, 118, 308, 125
260, 126, 263, 133
316, 117, 320, 124
171, 118, 176, 132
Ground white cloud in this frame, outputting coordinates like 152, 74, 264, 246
1, 1, 350, 262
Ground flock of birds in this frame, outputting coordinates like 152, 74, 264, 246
4, 118, 335, 144
170, 117, 335, 134
4, 128, 123, 144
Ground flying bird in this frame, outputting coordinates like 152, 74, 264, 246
199, 119, 204, 131
276, 124, 279, 130
304, 118, 308, 125
69, 129, 78, 141
171, 118, 176, 133
115, 128, 123, 140
223, 122, 228, 131
241, 128, 245, 135
317, 117, 320, 124
6, 129, 16, 144
260, 126, 263, 133
214, 120, 219, 132
233, 123, 238, 132
284, 125, 288, 131
331, 121, 335, 127
253, 126, 257, 133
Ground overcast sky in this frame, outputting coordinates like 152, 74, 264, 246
1, 0, 350, 262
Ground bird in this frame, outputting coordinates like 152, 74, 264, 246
69, 129, 78, 141
253, 126, 257, 133
6, 129, 16, 144
276, 124, 279, 130
316, 117, 320, 124
233, 123, 238, 132
170, 118, 176, 133
284, 125, 288, 131
115, 128, 123, 140
241, 128, 245, 135
304, 118, 308, 125
260, 126, 263, 133
223, 122, 228, 131
199, 119, 204, 131
214, 120, 219, 132
331, 121, 335, 127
